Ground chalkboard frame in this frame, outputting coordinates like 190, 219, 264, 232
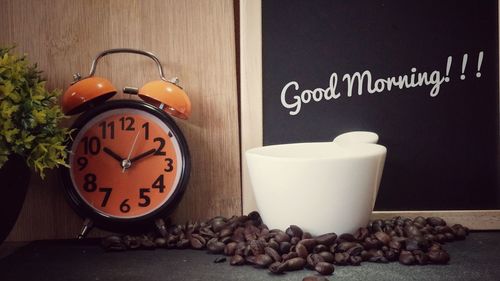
239, 0, 500, 230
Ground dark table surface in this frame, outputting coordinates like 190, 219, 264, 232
0, 232, 499, 281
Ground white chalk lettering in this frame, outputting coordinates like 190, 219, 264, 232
279, 53, 483, 115
280, 73, 341, 115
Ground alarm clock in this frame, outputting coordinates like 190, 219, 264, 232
60, 49, 191, 238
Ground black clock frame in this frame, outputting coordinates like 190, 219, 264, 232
60, 99, 191, 233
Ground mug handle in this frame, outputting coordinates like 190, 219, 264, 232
333, 131, 379, 144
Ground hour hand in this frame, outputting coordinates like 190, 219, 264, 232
130, 148, 157, 163
103, 147, 124, 163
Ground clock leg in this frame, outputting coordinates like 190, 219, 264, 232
154, 218, 168, 238
77, 218, 94, 239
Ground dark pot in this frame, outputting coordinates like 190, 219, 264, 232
0, 154, 30, 245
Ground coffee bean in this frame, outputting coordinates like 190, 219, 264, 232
211, 219, 226, 233
224, 242, 237, 256
290, 236, 301, 245
299, 238, 317, 251
189, 237, 204, 249
353, 227, 369, 241
274, 232, 291, 243
231, 228, 245, 243
338, 233, 356, 242
404, 225, 422, 237
219, 227, 233, 238
346, 244, 364, 256
295, 243, 309, 258
207, 241, 225, 254
286, 225, 304, 238
315, 261, 335, 275
315, 233, 337, 246
154, 237, 166, 248
427, 250, 450, 264
302, 232, 313, 240
199, 227, 216, 238
337, 242, 357, 252
444, 232, 455, 242
349, 255, 363, 266
429, 243, 442, 251
141, 238, 156, 250
265, 246, 282, 262
363, 237, 382, 250
244, 225, 260, 241
334, 252, 349, 265
399, 250, 415, 265
414, 216, 427, 226
229, 254, 245, 266
267, 240, 280, 251
451, 225, 467, 240
282, 251, 299, 261
302, 276, 330, 281
177, 238, 190, 249
269, 261, 287, 274
435, 234, 446, 243
374, 231, 391, 245
427, 217, 446, 227
384, 249, 398, 262
245, 255, 257, 265
313, 244, 329, 254
306, 253, 325, 268
213, 257, 226, 263
316, 251, 333, 263
388, 240, 401, 251
102, 235, 126, 251
249, 239, 265, 255
413, 250, 429, 265
286, 257, 306, 271
279, 241, 292, 254
368, 249, 388, 263
360, 250, 370, 261
254, 254, 273, 268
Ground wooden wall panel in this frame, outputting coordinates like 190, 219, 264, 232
0, 0, 240, 241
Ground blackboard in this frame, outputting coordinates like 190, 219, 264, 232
261, 0, 499, 211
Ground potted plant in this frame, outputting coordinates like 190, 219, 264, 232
0, 46, 71, 244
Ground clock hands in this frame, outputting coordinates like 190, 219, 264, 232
103, 147, 124, 163
122, 129, 142, 173
130, 148, 157, 163
104, 129, 159, 172
104, 146, 157, 170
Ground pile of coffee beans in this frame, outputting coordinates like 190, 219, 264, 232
101, 212, 469, 278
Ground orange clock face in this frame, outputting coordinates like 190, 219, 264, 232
69, 108, 184, 219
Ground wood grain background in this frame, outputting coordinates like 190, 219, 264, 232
0, 0, 241, 241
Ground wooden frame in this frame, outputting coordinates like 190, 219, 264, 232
239, 0, 500, 230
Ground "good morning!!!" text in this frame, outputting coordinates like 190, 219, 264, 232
280, 52, 484, 116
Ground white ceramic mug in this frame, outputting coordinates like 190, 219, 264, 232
245, 131, 386, 235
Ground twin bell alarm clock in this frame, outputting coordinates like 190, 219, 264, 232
60, 48, 191, 238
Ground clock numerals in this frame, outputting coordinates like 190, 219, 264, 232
77, 157, 88, 171
152, 175, 165, 193
119, 116, 135, 131
153, 137, 167, 155
142, 122, 149, 140
164, 158, 174, 172
120, 199, 131, 213
139, 188, 151, 207
99, 187, 112, 207
82, 136, 101, 155
83, 173, 97, 192
98, 120, 115, 139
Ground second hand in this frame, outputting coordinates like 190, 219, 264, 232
122, 129, 141, 173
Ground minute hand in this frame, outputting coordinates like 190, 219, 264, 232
130, 148, 157, 163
